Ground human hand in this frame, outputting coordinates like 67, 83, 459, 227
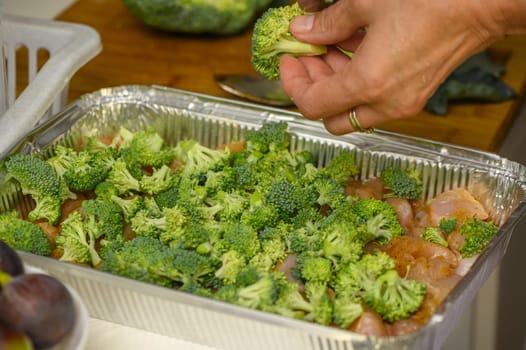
280, 0, 520, 135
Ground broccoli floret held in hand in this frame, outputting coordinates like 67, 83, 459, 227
251, 3, 327, 80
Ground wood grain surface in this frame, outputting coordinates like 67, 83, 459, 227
53, 0, 526, 152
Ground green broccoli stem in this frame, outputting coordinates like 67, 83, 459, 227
262, 37, 327, 59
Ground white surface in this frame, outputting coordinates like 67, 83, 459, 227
86, 319, 216, 350
1, 0, 77, 19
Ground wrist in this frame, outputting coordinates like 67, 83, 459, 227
486, 0, 526, 35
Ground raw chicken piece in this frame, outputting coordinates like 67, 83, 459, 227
349, 306, 388, 336
425, 188, 488, 226
385, 236, 459, 280
385, 197, 415, 235
345, 178, 384, 200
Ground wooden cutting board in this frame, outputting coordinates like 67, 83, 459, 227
53, 0, 526, 152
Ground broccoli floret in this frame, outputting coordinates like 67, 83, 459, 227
311, 177, 348, 209
320, 150, 360, 186
239, 190, 281, 231
81, 199, 124, 242
110, 195, 144, 223
215, 222, 260, 261
231, 162, 258, 191
286, 228, 324, 255
139, 164, 177, 195
106, 160, 141, 195
101, 236, 173, 287
214, 284, 239, 304
55, 211, 101, 267
4, 153, 74, 224
321, 228, 364, 269
248, 252, 275, 274
171, 220, 210, 251
269, 279, 313, 319
458, 217, 499, 258
244, 121, 290, 158
0, 211, 51, 256
59, 147, 115, 192
251, 3, 327, 80
290, 207, 325, 233
297, 254, 333, 284
439, 217, 458, 234
215, 250, 247, 285
173, 139, 231, 177
264, 179, 315, 221
251, 148, 306, 186
380, 166, 423, 200
240, 203, 281, 233
234, 265, 262, 288
351, 198, 404, 244
203, 167, 238, 195
129, 209, 166, 238
117, 128, 175, 169
236, 273, 281, 309
205, 190, 249, 222
332, 294, 364, 328
94, 181, 120, 202
151, 248, 216, 290
30, 196, 64, 226
46, 144, 77, 178
260, 236, 288, 265
364, 270, 426, 322
331, 250, 396, 298
303, 281, 334, 326
420, 226, 448, 247
154, 185, 180, 209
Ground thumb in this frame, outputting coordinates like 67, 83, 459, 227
290, 0, 367, 45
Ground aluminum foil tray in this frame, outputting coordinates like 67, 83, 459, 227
2, 85, 526, 350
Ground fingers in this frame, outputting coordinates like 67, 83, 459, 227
290, 0, 368, 45
322, 105, 389, 135
280, 51, 365, 120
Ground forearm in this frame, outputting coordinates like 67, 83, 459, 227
458, 0, 526, 37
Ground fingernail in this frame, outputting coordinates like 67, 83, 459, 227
291, 15, 314, 33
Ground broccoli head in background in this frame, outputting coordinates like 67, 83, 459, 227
122, 0, 273, 36
251, 3, 327, 80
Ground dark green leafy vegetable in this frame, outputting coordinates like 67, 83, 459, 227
425, 52, 516, 115
121, 0, 274, 35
